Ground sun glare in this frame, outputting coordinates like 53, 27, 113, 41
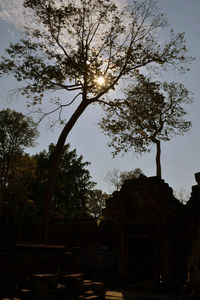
95, 76, 105, 86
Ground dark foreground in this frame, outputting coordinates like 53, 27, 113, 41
0, 274, 186, 300
0, 242, 192, 300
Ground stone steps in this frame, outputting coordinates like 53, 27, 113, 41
14, 273, 105, 299
79, 279, 105, 299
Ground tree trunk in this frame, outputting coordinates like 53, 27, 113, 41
43, 99, 89, 242
155, 139, 161, 178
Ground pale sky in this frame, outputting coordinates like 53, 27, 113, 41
0, 0, 199, 195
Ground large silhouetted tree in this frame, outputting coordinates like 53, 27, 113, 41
0, 0, 192, 237
99, 77, 193, 178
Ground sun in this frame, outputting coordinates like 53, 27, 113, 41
95, 76, 105, 86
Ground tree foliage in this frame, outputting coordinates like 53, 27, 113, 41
86, 189, 109, 218
0, 0, 190, 108
174, 188, 190, 205
0, 153, 38, 225
0, 108, 38, 193
0, 142, 96, 224
105, 167, 144, 191
100, 77, 193, 178
31, 143, 96, 216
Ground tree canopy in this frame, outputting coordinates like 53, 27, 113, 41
0, 142, 97, 225
105, 167, 144, 191
99, 77, 193, 178
0, 108, 38, 194
31, 143, 96, 216
0, 0, 190, 107
0, 153, 38, 225
86, 189, 109, 219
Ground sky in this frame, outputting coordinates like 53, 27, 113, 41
0, 0, 199, 196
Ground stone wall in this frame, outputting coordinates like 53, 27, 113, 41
102, 175, 189, 287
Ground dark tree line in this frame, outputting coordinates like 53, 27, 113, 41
0, 109, 107, 225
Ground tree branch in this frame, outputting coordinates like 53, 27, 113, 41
36, 92, 82, 125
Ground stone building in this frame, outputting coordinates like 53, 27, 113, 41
102, 175, 190, 288
184, 173, 200, 291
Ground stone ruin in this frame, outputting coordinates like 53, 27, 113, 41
102, 175, 189, 288
1, 173, 200, 298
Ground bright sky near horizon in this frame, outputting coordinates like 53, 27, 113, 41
0, 0, 199, 196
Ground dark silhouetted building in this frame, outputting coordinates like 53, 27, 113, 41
102, 176, 190, 288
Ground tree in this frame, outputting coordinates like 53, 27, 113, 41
2, 153, 38, 225
105, 167, 144, 191
0, 108, 38, 201
86, 189, 109, 218
174, 188, 190, 205
0, 0, 192, 234
99, 77, 193, 178
31, 143, 96, 216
